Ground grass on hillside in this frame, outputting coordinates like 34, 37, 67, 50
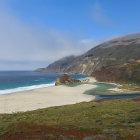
119, 83, 140, 92
0, 98, 140, 139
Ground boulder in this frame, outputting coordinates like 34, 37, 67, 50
55, 74, 81, 86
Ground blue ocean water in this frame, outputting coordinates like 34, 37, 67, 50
0, 71, 88, 94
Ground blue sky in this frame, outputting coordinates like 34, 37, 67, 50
0, 0, 140, 70
8, 0, 140, 38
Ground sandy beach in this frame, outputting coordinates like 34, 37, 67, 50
0, 78, 97, 114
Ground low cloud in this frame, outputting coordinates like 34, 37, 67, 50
0, 2, 115, 70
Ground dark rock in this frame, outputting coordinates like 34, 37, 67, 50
55, 74, 81, 86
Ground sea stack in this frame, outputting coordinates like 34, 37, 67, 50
55, 74, 81, 86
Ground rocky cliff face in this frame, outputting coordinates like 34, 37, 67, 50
36, 33, 140, 83
91, 63, 140, 84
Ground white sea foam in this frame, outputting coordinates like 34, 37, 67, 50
0, 83, 55, 95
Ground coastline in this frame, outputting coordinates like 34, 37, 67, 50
0, 82, 55, 95
0, 76, 138, 114
0, 77, 97, 114
0, 71, 87, 95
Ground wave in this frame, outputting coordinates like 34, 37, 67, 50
0, 83, 55, 95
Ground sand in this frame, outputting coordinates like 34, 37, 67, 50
0, 78, 97, 114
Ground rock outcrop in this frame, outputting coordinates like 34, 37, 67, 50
55, 74, 81, 86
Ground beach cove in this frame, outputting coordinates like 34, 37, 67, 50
0, 78, 97, 113
0, 76, 140, 114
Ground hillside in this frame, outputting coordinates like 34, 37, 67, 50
36, 55, 76, 73
91, 63, 140, 83
0, 98, 140, 140
36, 33, 140, 83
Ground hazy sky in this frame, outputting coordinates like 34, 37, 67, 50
0, 0, 140, 70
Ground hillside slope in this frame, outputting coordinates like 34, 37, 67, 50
36, 55, 76, 73
0, 98, 140, 140
36, 33, 140, 83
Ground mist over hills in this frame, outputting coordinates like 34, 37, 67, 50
36, 33, 140, 83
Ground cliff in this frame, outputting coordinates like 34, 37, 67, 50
91, 63, 140, 84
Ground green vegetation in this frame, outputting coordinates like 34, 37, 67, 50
0, 98, 140, 139
119, 83, 140, 92
125, 63, 140, 84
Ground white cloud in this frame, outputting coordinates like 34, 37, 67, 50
0, 2, 115, 70
0, 5, 83, 62
92, 3, 113, 25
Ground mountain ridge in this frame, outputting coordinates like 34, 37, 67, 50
36, 33, 140, 83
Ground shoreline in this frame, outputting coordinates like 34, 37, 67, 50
0, 82, 55, 95
0, 77, 97, 114
0, 76, 138, 114
0, 74, 88, 95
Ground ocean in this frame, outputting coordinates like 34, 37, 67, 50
0, 71, 87, 95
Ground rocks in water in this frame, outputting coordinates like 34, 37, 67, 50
55, 74, 81, 86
